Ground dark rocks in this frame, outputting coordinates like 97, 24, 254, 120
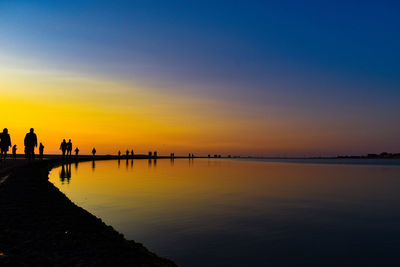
0, 159, 176, 266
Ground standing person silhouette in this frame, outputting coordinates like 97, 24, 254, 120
0, 128, 12, 161
39, 143, 44, 160
24, 128, 37, 160
67, 139, 72, 158
92, 148, 96, 159
131, 150, 134, 157
12, 145, 17, 160
118, 150, 121, 158
60, 139, 67, 158
75, 147, 79, 158
126, 150, 129, 158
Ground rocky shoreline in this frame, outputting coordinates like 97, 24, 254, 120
0, 158, 177, 266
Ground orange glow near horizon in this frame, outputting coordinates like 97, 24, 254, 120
0, 65, 388, 157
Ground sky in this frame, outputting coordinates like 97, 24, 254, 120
0, 0, 399, 156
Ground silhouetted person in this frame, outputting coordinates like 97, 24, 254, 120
0, 128, 12, 161
67, 139, 72, 157
60, 139, 67, 158
75, 147, 79, 158
12, 145, 17, 160
24, 128, 37, 160
92, 148, 96, 159
39, 143, 44, 160
131, 150, 134, 157
118, 150, 121, 158
126, 150, 129, 158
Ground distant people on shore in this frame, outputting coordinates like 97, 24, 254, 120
67, 139, 72, 157
75, 147, 79, 158
131, 150, 134, 157
0, 128, 12, 161
12, 145, 17, 160
39, 143, 44, 160
60, 139, 67, 158
92, 148, 96, 159
24, 128, 37, 160
118, 150, 121, 158
126, 150, 129, 158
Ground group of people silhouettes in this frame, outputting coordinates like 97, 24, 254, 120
0, 128, 97, 161
117, 149, 134, 159
60, 139, 77, 158
0, 128, 46, 160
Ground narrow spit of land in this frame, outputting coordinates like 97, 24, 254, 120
0, 157, 177, 266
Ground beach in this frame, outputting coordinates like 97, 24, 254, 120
0, 157, 176, 266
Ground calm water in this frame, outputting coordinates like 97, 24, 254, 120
49, 159, 400, 266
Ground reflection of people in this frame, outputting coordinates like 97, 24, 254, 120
60, 163, 72, 184
24, 128, 37, 160
39, 143, 44, 160
60, 164, 66, 183
12, 145, 17, 160
92, 160, 95, 170
0, 128, 12, 160
66, 163, 71, 183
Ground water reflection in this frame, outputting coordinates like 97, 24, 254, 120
118, 159, 120, 168
50, 159, 400, 266
75, 161, 79, 170
92, 160, 95, 171
188, 157, 194, 167
59, 163, 72, 184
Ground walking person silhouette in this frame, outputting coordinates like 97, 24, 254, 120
24, 128, 37, 160
67, 139, 72, 158
39, 143, 44, 160
60, 139, 67, 158
0, 128, 12, 161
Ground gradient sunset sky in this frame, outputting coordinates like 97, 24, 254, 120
1, 1, 399, 156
